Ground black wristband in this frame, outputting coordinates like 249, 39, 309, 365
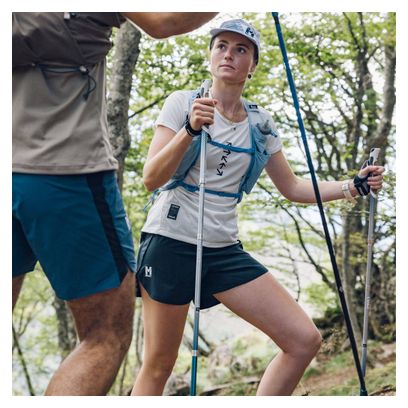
184, 115, 201, 138
353, 173, 370, 196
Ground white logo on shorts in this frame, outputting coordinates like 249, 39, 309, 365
144, 266, 153, 278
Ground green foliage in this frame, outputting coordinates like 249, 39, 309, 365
13, 268, 59, 395
123, 13, 396, 291
367, 361, 396, 391
13, 12, 396, 395
302, 366, 322, 380
324, 350, 353, 373
315, 357, 396, 396
304, 282, 338, 317
214, 340, 395, 396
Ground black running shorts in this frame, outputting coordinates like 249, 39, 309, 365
136, 232, 268, 309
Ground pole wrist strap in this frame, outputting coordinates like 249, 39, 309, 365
353, 173, 370, 196
184, 115, 202, 138
342, 181, 358, 204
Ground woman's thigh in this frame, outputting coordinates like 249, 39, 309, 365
214, 273, 320, 353
140, 283, 190, 362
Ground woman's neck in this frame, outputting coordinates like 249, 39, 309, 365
210, 78, 245, 118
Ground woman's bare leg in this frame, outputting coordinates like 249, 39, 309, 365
131, 285, 190, 396
214, 273, 322, 395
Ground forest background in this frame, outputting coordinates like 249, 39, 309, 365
11, 11, 396, 396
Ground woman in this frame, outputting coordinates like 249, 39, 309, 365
131, 19, 385, 396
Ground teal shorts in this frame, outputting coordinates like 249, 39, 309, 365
136, 232, 268, 309
12, 171, 136, 300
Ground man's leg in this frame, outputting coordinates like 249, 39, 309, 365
45, 270, 135, 396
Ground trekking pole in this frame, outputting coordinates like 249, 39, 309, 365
271, 12, 368, 396
361, 148, 381, 377
190, 79, 212, 396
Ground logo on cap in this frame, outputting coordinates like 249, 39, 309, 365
245, 27, 255, 38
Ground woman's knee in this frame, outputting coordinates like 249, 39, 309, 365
290, 326, 322, 358
142, 351, 178, 381
307, 327, 323, 354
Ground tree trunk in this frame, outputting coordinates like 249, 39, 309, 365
339, 208, 365, 347
297, 13, 395, 343
107, 22, 142, 191
359, 35, 396, 340
52, 296, 77, 360
338, 14, 396, 343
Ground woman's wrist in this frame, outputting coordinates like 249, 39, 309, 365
342, 180, 358, 204
184, 115, 201, 137
348, 179, 359, 197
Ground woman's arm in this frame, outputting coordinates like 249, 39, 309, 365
143, 97, 217, 191
143, 125, 193, 191
265, 151, 385, 203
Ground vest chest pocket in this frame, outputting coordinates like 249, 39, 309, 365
12, 12, 116, 68
241, 125, 271, 195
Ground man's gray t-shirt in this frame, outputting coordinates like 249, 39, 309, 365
12, 12, 123, 174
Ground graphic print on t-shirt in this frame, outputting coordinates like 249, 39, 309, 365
216, 142, 232, 176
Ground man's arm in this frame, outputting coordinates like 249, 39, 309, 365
121, 12, 218, 39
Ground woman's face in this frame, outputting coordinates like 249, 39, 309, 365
210, 31, 256, 84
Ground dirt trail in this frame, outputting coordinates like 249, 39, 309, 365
294, 342, 396, 396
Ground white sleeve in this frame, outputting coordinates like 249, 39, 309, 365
155, 91, 191, 134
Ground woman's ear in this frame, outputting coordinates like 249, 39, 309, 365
248, 62, 256, 78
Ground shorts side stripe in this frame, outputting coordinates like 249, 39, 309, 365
86, 173, 128, 282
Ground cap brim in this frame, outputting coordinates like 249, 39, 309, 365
209, 28, 258, 51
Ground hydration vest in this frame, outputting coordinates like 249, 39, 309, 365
12, 12, 124, 99
148, 89, 278, 207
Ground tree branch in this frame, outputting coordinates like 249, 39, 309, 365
12, 325, 36, 396
257, 182, 334, 291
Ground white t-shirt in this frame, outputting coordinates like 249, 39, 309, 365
142, 90, 282, 247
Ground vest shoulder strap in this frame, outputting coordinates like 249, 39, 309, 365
144, 91, 275, 210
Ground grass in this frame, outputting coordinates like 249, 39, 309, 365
216, 341, 396, 396
169, 336, 395, 396
304, 347, 396, 396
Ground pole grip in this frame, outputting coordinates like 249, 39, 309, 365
200, 79, 212, 98
368, 148, 380, 198
369, 148, 380, 165
200, 79, 212, 134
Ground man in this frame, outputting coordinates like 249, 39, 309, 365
12, 12, 218, 395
